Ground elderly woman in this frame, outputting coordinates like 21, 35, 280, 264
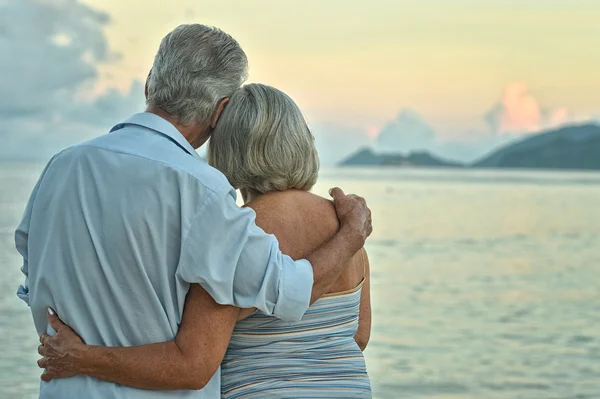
38, 84, 372, 398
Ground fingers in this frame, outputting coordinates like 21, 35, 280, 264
37, 358, 47, 369
38, 344, 45, 356
40, 332, 50, 345
346, 193, 366, 205
41, 371, 53, 382
47, 308, 66, 332
329, 187, 367, 207
328, 187, 345, 201
330, 188, 373, 241
366, 206, 373, 237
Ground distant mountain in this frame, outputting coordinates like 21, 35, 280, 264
473, 123, 600, 170
339, 123, 600, 170
339, 148, 464, 167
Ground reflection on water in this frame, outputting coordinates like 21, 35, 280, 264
2, 164, 600, 398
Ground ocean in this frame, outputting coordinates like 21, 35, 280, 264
1, 163, 599, 399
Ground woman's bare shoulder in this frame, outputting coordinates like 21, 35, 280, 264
247, 190, 340, 250
248, 190, 367, 290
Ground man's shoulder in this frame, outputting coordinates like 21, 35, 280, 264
56, 132, 234, 197
170, 155, 234, 196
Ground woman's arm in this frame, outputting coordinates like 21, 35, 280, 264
39, 284, 239, 390
39, 189, 372, 388
354, 249, 371, 351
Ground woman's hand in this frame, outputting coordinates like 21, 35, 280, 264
32, 285, 238, 390
37, 309, 86, 381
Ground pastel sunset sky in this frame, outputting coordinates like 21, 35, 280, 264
1, 0, 599, 163
85, 0, 600, 130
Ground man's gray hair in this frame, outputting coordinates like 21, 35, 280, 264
147, 24, 248, 125
208, 84, 319, 194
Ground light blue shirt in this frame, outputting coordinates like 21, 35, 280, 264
15, 113, 314, 399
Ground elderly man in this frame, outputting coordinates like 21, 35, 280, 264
16, 24, 372, 398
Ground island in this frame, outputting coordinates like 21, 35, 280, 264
339, 123, 600, 171
338, 148, 464, 167
472, 123, 600, 170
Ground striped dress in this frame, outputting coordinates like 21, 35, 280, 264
221, 282, 371, 398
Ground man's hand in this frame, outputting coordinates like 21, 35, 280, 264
329, 187, 373, 252
305, 187, 373, 303
37, 309, 85, 382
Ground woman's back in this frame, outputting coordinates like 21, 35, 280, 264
248, 189, 365, 294
221, 190, 371, 398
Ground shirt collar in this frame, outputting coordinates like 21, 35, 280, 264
110, 112, 201, 160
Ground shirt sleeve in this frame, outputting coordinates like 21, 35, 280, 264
16, 157, 56, 305
176, 187, 314, 322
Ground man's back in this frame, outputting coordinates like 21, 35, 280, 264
19, 114, 231, 398
18, 113, 316, 398
28, 141, 191, 344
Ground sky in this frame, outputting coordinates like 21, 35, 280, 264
1, 0, 599, 163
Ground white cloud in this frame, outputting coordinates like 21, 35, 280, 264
368, 109, 489, 163
0, 0, 144, 161
375, 109, 436, 154
362, 108, 522, 163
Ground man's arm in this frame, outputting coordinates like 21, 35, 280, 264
177, 186, 372, 321
38, 187, 372, 387
15, 205, 32, 305
292, 187, 372, 304
39, 284, 238, 390
16, 158, 57, 305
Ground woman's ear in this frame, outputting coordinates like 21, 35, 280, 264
211, 98, 230, 128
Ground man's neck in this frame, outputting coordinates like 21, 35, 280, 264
146, 107, 208, 149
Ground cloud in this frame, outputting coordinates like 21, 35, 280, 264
68, 81, 145, 127
357, 107, 522, 163
328, 83, 594, 164
375, 109, 436, 153
0, 0, 144, 161
0, 0, 372, 166
485, 82, 571, 134
545, 107, 570, 127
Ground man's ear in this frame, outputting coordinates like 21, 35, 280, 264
144, 70, 152, 100
211, 98, 230, 128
